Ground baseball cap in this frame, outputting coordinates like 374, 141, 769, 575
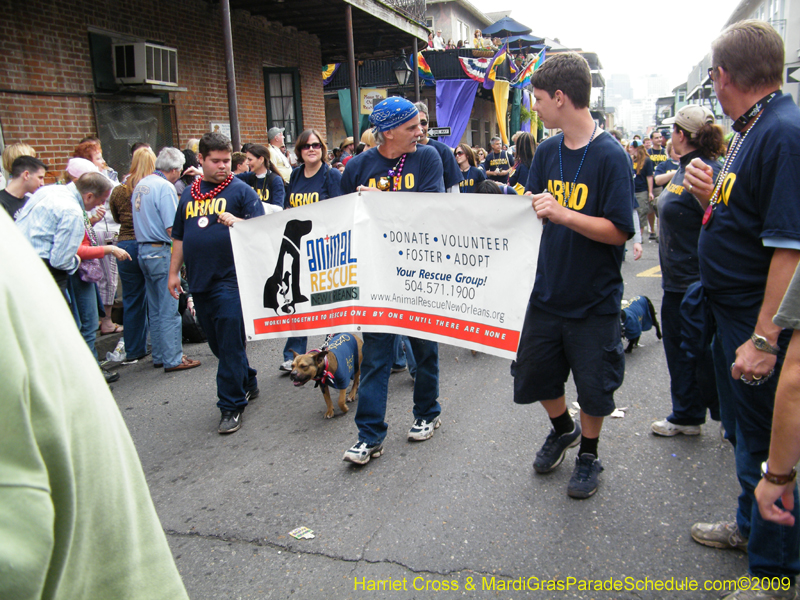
662, 105, 715, 135
66, 157, 100, 179
267, 127, 285, 140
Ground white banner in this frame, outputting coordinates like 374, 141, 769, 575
230, 192, 541, 359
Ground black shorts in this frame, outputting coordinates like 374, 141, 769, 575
512, 304, 625, 417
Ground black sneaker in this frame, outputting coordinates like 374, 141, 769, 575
533, 419, 581, 474
567, 453, 603, 499
246, 387, 260, 402
218, 410, 243, 434
103, 369, 120, 384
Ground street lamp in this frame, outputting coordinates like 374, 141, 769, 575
393, 50, 413, 87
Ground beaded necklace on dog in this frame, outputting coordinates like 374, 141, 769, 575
190, 172, 234, 201
701, 110, 767, 228
558, 122, 597, 208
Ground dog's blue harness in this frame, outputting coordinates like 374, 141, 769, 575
311, 333, 358, 389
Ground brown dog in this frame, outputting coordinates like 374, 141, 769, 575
290, 333, 363, 418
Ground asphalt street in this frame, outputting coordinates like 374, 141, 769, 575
102, 237, 747, 599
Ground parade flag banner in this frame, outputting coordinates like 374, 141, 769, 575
511, 49, 545, 89
413, 52, 436, 86
483, 44, 516, 90
230, 192, 541, 359
435, 79, 480, 148
321, 63, 340, 86
458, 56, 491, 82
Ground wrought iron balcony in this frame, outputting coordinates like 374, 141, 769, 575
383, 0, 427, 23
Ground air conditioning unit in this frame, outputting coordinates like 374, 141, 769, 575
113, 42, 178, 86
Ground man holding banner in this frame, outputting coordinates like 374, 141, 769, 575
340, 97, 445, 465
514, 53, 634, 498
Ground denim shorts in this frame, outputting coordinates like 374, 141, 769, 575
512, 304, 625, 417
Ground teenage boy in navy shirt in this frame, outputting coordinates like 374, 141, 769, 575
169, 132, 265, 435
516, 53, 634, 499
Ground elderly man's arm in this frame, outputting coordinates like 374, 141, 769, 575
50, 213, 85, 273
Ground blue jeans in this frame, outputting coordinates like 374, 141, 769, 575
709, 293, 800, 578
138, 243, 182, 369
193, 282, 257, 413
118, 240, 149, 359
661, 290, 718, 425
67, 272, 99, 360
355, 333, 439, 445
393, 335, 417, 378
283, 337, 307, 361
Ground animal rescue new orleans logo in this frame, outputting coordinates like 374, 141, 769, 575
263, 221, 359, 315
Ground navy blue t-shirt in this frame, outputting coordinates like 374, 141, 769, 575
648, 147, 668, 168
425, 138, 463, 190
654, 158, 679, 178
286, 163, 342, 208
658, 150, 721, 293
458, 166, 486, 193
340, 145, 445, 194
236, 171, 285, 208
483, 150, 512, 183
525, 132, 635, 318
633, 157, 654, 193
509, 162, 530, 190
699, 92, 800, 300
172, 177, 265, 293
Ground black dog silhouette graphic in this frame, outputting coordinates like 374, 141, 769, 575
264, 219, 313, 315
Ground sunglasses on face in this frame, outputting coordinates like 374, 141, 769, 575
419, 120, 428, 126
454, 150, 464, 156
301, 142, 322, 150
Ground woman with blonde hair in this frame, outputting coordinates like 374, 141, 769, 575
109, 146, 157, 360
1, 142, 36, 189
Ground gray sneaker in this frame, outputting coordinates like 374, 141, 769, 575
407, 416, 441, 441
651, 419, 701, 436
279, 360, 293, 373
721, 578, 796, 599
533, 419, 581, 474
690, 520, 748, 551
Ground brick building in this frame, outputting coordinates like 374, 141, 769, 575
0, 0, 426, 178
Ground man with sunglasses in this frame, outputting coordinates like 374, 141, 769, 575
340, 97, 444, 466
685, 21, 800, 599
483, 136, 512, 184
414, 102, 462, 193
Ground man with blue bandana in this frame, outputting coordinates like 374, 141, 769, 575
340, 97, 444, 466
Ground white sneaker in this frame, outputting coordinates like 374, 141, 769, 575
342, 441, 384, 465
279, 360, 293, 372
651, 419, 701, 436
407, 416, 441, 441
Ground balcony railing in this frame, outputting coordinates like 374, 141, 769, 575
383, 0, 427, 22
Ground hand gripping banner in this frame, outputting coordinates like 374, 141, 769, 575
230, 192, 541, 359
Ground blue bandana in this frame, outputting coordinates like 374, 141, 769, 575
369, 97, 418, 133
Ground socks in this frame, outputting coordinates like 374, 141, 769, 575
579, 435, 598, 458
550, 409, 575, 437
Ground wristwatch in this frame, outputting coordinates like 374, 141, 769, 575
761, 461, 797, 485
751, 333, 780, 355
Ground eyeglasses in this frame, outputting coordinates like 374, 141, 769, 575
454, 150, 464, 156
301, 142, 322, 151
419, 120, 428, 126
707, 67, 717, 82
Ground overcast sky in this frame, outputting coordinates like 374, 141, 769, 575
471, 0, 740, 88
